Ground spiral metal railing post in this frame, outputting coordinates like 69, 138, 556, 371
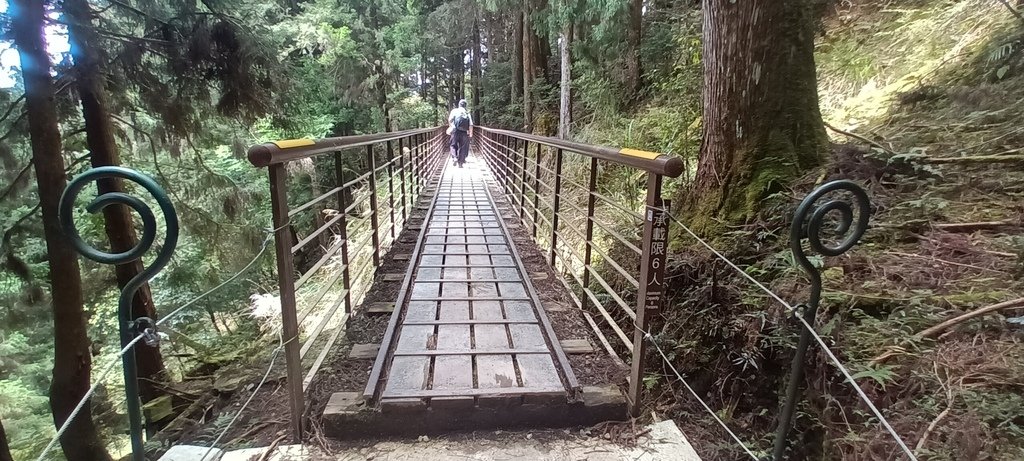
58, 166, 179, 461
771, 180, 869, 461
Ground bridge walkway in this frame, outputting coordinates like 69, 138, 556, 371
367, 155, 580, 410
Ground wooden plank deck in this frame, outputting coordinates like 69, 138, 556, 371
374, 157, 577, 409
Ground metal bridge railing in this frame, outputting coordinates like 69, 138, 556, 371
475, 126, 684, 416
247, 126, 446, 439
474, 128, 910, 460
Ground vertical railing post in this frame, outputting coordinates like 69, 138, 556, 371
413, 134, 421, 197
548, 148, 563, 266
268, 163, 306, 440
505, 137, 514, 195
398, 137, 408, 226
581, 157, 598, 310
531, 143, 541, 238
501, 135, 510, 193
772, 181, 869, 460
366, 145, 381, 267
385, 140, 397, 241
334, 152, 353, 312
412, 134, 420, 197
519, 139, 528, 222
627, 173, 669, 417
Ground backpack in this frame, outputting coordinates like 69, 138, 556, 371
453, 110, 471, 132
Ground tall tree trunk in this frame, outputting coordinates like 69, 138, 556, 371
472, 17, 483, 124
558, 21, 573, 139
624, 0, 643, 102
512, 10, 524, 109
66, 0, 167, 406
455, 49, 465, 101
369, 4, 391, 132
420, 51, 428, 100
0, 418, 12, 461
375, 63, 391, 132
533, 0, 551, 81
689, 0, 828, 232
522, 1, 534, 130
12, 0, 112, 459
432, 58, 440, 125
373, 50, 391, 131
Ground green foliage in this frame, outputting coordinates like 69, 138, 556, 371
0, 378, 54, 460
850, 364, 898, 391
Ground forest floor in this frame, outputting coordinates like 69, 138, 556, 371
646, 2, 1024, 460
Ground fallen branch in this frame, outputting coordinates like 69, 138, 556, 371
905, 232, 1018, 258
924, 155, 1024, 164
996, 0, 1024, 26
931, 220, 1020, 232
917, 297, 1024, 338
876, 220, 1021, 233
256, 433, 288, 461
914, 406, 950, 456
884, 250, 1005, 274
824, 121, 896, 155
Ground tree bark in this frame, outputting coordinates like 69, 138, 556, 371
558, 20, 573, 139
689, 0, 828, 233
66, 0, 167, 406
420, 51, 428, 100
375, 61, 391, 132
12, 0, 112, 459
512, 9, 524, 109
369, 4, 391, 132
624, 0, 643, 102
0, 418, 12, 461
451, 49, 465, 105
432, 58, 440, 125
472, 16, 483, 124
533, 0, 552, 81
522, 1, 534, 129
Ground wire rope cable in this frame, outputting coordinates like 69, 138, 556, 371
35, 225, 282, 461
658, 207, 918, 460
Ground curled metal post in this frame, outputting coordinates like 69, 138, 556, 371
58, 166, 179, 461
772, 180, 869, 461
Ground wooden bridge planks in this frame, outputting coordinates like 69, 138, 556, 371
377, 160, 572, 409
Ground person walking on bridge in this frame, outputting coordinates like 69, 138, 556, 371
447, 99, 473, 168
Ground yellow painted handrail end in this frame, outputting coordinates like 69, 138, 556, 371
272, 138, 316, 149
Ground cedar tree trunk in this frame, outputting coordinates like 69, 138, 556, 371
512, 10, 524, 109
472, 17, 483, 124
522, 1, 534, 129
12, 0, 113, 459
624, 0, 643, 102
689, 0, 828, 232
558, 21, 573, 139
66, 0, 167, 405
0, 418, 11, 461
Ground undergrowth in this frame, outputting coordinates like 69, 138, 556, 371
575, 1, 1024, 459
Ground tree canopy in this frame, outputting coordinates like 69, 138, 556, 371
3, 0, 1024, 459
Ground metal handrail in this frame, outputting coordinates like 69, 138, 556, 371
478, 126, 684, 177
248, 126, 442, 167
249, 127, 445, 441
476, 128, 672, 418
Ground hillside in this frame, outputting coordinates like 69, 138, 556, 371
615, 1, 1024, 459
